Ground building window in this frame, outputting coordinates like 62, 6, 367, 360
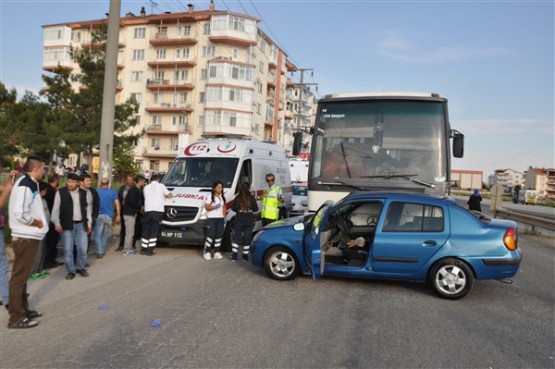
155, 70, 165, 83
202, 45, 216, 58
150, 160, 160, 171
157, 26, 168, 38
176, 48, 190, 59
130, 93, 142, 104
203, 22, 210, 35
152, 115, 162, 124
259, 61, 264, 73
200, 92, 205, 103
131, 71, 143, 82
232, 48, 238, 59
151, 138, 161, 148
132, 49, 144, 60
134, 27, 146, 39
175, 70, 188, 82
156, 49, 166, 59
71, 31, 81, 42
178, 25, 191, 37
201, 69, 207, 80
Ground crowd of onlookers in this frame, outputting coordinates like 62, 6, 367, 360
1, 157, 284, 329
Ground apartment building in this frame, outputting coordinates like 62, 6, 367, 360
545, 168, 555, 200
42, 2, 300, 172
488, 168, 524, 194
523, 166, 548, 199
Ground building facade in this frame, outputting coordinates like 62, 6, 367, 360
523, 166, 548, 199
42, 3, 307, 172
451, 170, 483, 190
488, 168, 524, 194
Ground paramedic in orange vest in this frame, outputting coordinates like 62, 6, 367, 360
261, 173, 283, 226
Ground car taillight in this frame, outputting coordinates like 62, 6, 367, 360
503, 227, 518, 251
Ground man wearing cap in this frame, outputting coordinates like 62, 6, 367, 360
93, 178, 121, 258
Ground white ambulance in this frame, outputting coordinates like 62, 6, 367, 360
159, 136, 292, 250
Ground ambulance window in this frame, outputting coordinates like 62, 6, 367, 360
238, 159, 252, 191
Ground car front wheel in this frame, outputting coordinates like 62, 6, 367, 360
264, 246, 299, 281
430, 258, 474, 299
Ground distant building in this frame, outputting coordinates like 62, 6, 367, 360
451, 170, 483, 190
546, 168, 555, 200
41, 2, 317, 172
488, 168, 524, 194
524, 166, 548, 199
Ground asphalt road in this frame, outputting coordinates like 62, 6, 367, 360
0, 232, 553, 369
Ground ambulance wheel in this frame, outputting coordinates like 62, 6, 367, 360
221, 219, 235, 252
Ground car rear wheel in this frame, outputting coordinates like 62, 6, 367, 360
430, 258, 474, 299
264, 246, 299, 280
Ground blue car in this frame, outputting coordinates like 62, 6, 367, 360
251, 192, 522, 299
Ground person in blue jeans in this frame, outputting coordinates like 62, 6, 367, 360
93, 178, 121, 258
51, 173, 92, 280
0, 169, 17, 308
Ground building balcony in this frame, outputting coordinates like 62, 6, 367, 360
203, 124, 251, 136
209, 34, 257, 47
145, 102, 194, 113
149, 31, 197, 47
145, 123, 190, 135
148, 60, 196, 68
146, 80, 195, 91
142, 146, 180, 158
43, 59, 73, 72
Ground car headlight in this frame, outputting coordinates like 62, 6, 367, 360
252, 230, 264, 243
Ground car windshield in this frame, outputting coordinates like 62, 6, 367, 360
162, 157, 239, 188
292, 185, 308, 196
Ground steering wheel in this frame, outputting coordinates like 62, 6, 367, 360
335, 215, 349, 235
367, 216, 377, 226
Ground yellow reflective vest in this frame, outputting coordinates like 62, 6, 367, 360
262, 185, 281, 220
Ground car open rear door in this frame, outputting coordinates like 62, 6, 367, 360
303, 201, 333, 279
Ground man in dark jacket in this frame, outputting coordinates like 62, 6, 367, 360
51, 173, 92, 279
43, 173, 61, 269
118, 174, 142, 255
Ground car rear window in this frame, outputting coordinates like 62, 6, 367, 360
383, 202, 444, 232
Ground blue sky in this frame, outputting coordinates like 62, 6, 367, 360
1, 0, 553, 177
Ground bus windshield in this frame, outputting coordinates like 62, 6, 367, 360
162, 157, 239, 188
310, 100, 447, 184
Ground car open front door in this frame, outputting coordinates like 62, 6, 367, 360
303, 201, 333, 279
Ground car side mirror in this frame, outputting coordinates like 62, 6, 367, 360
450, 129, 464, 158
293, 223, 305, 231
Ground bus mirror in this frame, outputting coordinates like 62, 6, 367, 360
451, 130, 464, 158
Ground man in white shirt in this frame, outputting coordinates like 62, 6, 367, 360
140, 174, 172, 256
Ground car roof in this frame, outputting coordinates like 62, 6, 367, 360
343, 191, 454, 205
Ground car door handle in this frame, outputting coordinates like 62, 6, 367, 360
422, 240, 437, 247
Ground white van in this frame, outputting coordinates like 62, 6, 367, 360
518, 189, 538, 205
159, 137, 292, 250
289, 157, 309, 183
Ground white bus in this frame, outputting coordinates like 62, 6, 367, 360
308, 92, 464, 212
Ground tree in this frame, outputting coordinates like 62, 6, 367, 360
40, 25, 141, 171
0, 82, 19, 163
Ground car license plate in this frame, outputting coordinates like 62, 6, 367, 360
161, 230, 186, 239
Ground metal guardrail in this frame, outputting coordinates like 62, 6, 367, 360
495, 208, 555, 234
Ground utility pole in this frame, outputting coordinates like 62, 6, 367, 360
99, 0, 121, 186
294, 68, 318, 132
291, 68, 317, 155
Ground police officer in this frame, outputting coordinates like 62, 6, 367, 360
261, 173, 283, 226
